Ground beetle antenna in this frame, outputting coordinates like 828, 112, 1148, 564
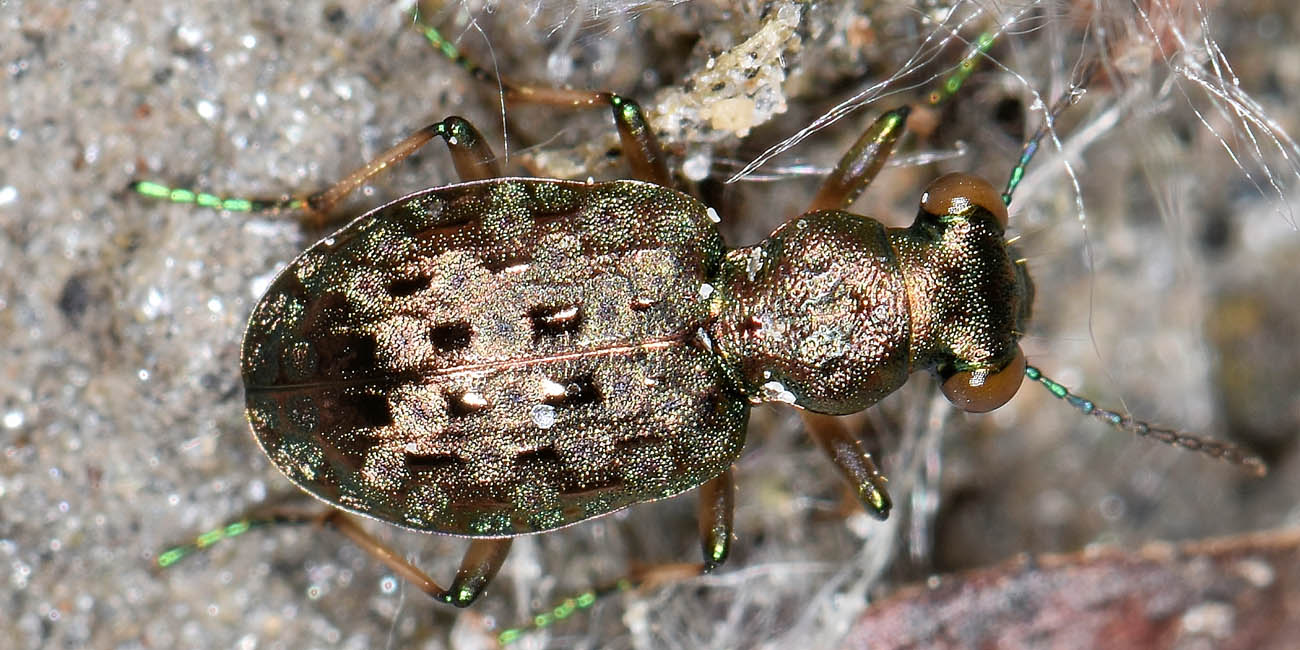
1023, 365, 1266, 475
1003, 70, 1265, 475
1000, 66, 1096, 208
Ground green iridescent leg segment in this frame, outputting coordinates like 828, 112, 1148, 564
325, 510, 512, 607
134, 121, 444, 218
411, 4, 606, 109
436, 116, 501, 181
608, 94, 672, 186
927, 31, 996, 108
804, 413, 892, 520
805, 30, 999, 213
493, 470, 734, 644
159, 508, 512, 608
698, 467, 736, 571
411, 8, 671, 185
134, 116, 500, 219
129, 181, 303, 213
807, 107, 910, 212
156, 512, 313, 568
410, 3, 496, 87
495, 576, 636, 645
438, 538, 514, 608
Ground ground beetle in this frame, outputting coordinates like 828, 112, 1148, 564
137, 9, 1264, 615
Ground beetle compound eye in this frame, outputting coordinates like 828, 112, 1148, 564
920, 172, 1008, 228
941, 346, 1026, 413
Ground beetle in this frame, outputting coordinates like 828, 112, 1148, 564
138, 10, 1263, 614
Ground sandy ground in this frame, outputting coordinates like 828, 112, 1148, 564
3, 1, 1298, 648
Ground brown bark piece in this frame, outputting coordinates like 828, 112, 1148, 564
846, 529, 1300, 650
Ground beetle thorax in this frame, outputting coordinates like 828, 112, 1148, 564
710, 210, 911, 414
709, 196, 1030, 416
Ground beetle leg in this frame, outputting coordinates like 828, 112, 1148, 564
607, 94, 673, 187
323, 510, 511, 608
539, 90, 673, 187
474, 83, 671, 186
488, 85, 671, 185
697, 466, 736, 572
412, 12, 671, 186
435, 116, 502, 181
296, 123, 438, 223
514, 87, 675, 186
303, 116, 502, 223
485, 84, 674, 186
130, 117, 497, 221
802, 412, 893, 520
806, 107, 910, 212
438, 537, 514, 608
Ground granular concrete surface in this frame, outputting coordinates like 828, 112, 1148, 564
3, 1, 1298, 648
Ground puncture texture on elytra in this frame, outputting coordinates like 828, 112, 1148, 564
242, 178, 748, 536
241, 169, 1031, 538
